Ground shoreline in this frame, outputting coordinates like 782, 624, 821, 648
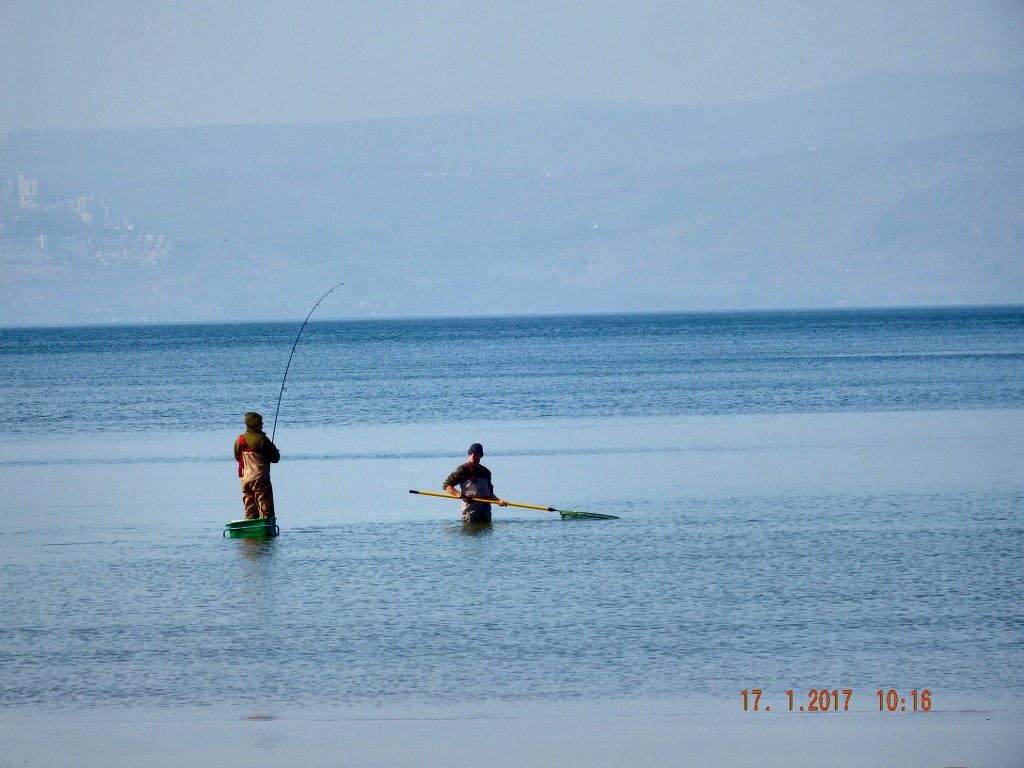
3, 703, 1022, 768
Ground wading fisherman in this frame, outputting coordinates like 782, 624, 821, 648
443, 443, 507, 523
234, 412, 280, 519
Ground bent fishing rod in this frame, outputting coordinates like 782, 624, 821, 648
271, 281, 344, 441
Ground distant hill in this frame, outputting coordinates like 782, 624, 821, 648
1, 69, 1022, 325
3, 68, 1024, 178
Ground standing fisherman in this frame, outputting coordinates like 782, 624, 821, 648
443, 443, 507, 523
234, 412, 280, 519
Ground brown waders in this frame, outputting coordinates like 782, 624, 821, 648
238, 439, 275, 519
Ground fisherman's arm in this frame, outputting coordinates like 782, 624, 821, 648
264, 439, 281, 463
483, 469, 507, 506
444, 479, 468, 501
444, 484, 506, 505
488, 489, 508, 507
443, 467, 463, 498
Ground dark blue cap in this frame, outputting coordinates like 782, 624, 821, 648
468, 443, 483, 455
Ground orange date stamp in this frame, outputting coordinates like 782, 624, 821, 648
741, 689, 932, 712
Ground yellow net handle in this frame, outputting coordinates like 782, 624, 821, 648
408, 489, 555, 512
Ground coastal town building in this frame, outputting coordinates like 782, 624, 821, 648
0, 174, 182, 264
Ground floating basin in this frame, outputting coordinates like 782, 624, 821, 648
224, 517, 280, 538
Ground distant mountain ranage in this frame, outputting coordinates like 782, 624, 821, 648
1, 69, 1022, 325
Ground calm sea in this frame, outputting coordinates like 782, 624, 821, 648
1, 308, 1023, 712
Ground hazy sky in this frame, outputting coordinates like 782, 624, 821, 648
1, 0, 1022, 131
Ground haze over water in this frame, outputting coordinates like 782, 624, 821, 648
1, 308, 1022, 712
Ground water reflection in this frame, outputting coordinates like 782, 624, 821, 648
238, 537, 276, 560
236, 537, 277, 600
450, 521, 493, 537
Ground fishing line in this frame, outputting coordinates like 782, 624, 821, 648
271, 281, 344, 440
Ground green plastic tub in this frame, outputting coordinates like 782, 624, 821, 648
223, 517, 280, 538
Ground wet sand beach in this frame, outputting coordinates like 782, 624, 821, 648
2, 705, 1022, 768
